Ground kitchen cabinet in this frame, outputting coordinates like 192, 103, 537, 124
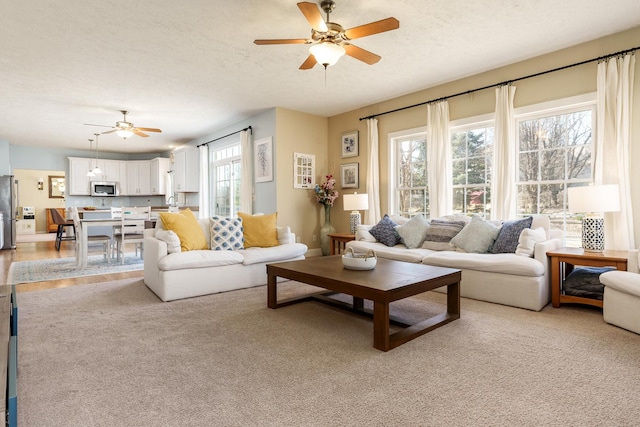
126, 161, 151, 195
173, 147, 199, 192
68, 157, 92, 195
150, 157, 170, 195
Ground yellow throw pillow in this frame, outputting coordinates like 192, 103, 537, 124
237, 212, 279, 248
159, 208, 208, 252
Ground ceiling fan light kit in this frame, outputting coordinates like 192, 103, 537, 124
254, 1, 399, 70
84, 110, 162, 140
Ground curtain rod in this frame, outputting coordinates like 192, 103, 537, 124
197, 126, 252, 147
359, 45, 640, 121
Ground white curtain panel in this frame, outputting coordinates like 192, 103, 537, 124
491, 85, 517, 220
365, 118, 381, 225
427, 101, 452, 218
198, 144, 210, 218
595, 54, 635, 250
240, 130, 253, 214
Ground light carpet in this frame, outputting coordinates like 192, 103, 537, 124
17, 278, 640, 427
8, 255, 143, 284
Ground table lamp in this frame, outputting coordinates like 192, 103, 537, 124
568, 184, 620, 252
343, 193, 369, 234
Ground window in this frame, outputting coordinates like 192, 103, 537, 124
389, 128, 428, 217
515, 95, 596, 245
451, 122, 494, 218
211, 143, 241, 216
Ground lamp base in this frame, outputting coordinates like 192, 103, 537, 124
582, 217, 604, 252
349, 211, 361, 235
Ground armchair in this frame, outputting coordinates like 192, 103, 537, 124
600, 249, 640, 335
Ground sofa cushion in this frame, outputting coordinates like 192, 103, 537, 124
158, 250, 244, 271
490, 216, 533, 253
155, 229, 181, 254
238, 212, 279, 248
240, 243, 308, 266
450, 216, 500, 253
347, 240, 433, 263
209, 216, 244, 251
515, 227, 547, 257
422, 220, 466, 251
423, 252, 545, 277
369, 215, 401, 247
159, 208, 208, 252
395, 214, 430, 249
355, 224, 376, 242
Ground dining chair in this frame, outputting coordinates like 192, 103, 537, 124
50, 208, 76, 251
113, 206, 150, 264
71, 207, 112, 265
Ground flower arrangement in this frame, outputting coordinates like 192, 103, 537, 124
314, 174, 339, 206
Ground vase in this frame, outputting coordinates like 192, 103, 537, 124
320, 204, 336, 256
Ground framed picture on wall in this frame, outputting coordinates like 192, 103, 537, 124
341, 163, 358, 189
341, 131, 358, 158
254, 137, 273, 183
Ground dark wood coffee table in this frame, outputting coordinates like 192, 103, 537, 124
267, 256, 461, 351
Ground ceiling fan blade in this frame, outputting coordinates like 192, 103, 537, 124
299, 54, 317, 70
133, 129, 149, 138
297, 2, 328, 32
101, 129, 118, 135
254, 39, 310, 45
84, 123, 113, 128
344, 44, 381, 65
344, 17, 400, 40
136, 127, 162, 133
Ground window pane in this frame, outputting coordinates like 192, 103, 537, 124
467, 157, 486, 185
567, 146, 591, 179
519, 152, 538, 182
541, 149, 564, 181
452, 159, 466, 185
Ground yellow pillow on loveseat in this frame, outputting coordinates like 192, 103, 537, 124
159, 208, 208, 252
237, 212, 279, 248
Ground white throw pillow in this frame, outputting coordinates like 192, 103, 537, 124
450, 216, 501, 253
277, 226, 291, 245
515, 227, 547, 257
356, 225, 376, 242
395, 214, 430, 249
155, 228, 181, 254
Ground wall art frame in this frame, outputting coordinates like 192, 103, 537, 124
340, 162, 359, 189
341, 130, 359, 158
254, 137, 273, 183
293, 152, 315, 189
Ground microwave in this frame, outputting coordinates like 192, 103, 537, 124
91, 181, 119, 197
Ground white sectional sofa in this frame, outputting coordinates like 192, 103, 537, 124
346, 214, 561, 311
143, 218, 308, 301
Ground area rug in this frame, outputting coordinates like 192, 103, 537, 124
16, 278, 640, 426
7, 255, 143, 284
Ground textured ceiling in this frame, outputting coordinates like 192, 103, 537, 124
2, 1, 640, 154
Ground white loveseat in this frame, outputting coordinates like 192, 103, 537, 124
346, 214, 561, 311
143, 218, 308, 301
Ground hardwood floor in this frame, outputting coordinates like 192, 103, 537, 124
0, 238, 143, 293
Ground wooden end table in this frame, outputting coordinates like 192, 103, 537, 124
547, 247, 628, 308
328, 233, 355, 255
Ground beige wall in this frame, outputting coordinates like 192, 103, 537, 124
275, 108, 328, 250
328, 26, 640, 244
14, 169, 66, 233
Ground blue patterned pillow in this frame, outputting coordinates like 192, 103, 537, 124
490, 216, 533, 253
369, 215, 400, 247
209, 216, 244, 251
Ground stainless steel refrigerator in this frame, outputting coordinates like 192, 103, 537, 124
0, 175, 17, 250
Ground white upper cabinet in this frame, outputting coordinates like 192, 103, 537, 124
126, 161, 151, 195
173, 147, 199, 192
150, 157, 170, 195
68, 157, 92, 195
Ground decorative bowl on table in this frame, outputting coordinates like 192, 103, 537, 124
342, 247, 377, 270
83, 206, 97, 211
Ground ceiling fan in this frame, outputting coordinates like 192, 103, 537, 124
254, 1, 399, 69
84, 110, 162, 139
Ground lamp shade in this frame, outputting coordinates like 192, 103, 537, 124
343, 193, 369, 211
116, 129, 134, 139
309, 42, 345, 67
568, 184, 620, 213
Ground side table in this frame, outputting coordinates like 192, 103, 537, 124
547, 247, 628, 308
328, 233, 355, 255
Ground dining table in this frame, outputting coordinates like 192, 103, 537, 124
77, 217, 156, 267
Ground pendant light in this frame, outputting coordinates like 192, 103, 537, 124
92, 133, 102, 176
86, 138, 95, 177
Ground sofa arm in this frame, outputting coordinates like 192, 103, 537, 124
534, 238, 562, 265
627, 249, 639, 273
